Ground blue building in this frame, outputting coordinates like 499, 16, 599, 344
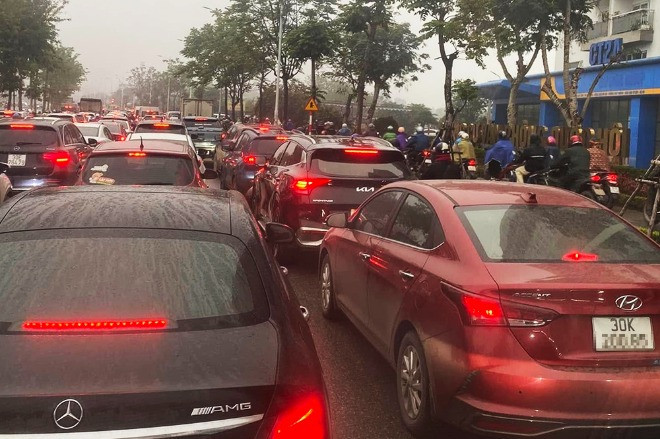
478, 56, 660, 168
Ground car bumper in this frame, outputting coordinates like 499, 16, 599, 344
9, 176, 67, 192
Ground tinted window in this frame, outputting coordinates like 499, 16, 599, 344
72, 126, 86, 144
103, 128, 113, 139
246, 139, 287, 156
0, 126, 58, 147
0, 230, 268, 327
102, 123, 122, 134
82, 154, 195, 186
135, 124, 186, 135
311, 149, 409, 179
235, 133, 253, 151
63, 126, 76, 145
353, 191, 402, 236
78, 126, 99, 137
390, 195, 444, 249
271, 142, 289, 165
183, 118, 221, 128
459, 205, 660, 263
281, 144, 303, 166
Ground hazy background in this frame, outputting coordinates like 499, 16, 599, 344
58, 0, 548, 106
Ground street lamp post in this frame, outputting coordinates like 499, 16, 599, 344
166, 76, 171, 113
273, 0, 284, 125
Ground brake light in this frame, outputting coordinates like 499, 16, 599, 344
195, 117, 208, 121
10, 124, 34, 130
468, 158, 477, 166
606, 173, 618, 184
562, 251, 599, 262
461, 295, 506, 326
276, 136, 289, 141
128, 152, 147, 157
590, 174, 601, 182
422, 150, 431, 158
42, 151, 70, 165
118, 136, 126, 141
221, 133, 227, 140
293, 178, 331, 194
269, 394, 326, 439
23, 319, 167, 331
344, 149, 378, 155
243, 154, 257, 165
153, 123, 170, 128
259, 125, 271, 133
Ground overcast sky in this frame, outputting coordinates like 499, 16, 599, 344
58, 0, 547, 109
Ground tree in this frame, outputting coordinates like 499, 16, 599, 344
325, 31, 363, 124
402, 0, 488, 134
126, 64, 159, 106
42, 46, 85, 110
403, 103, 437, 130
452, 79, 488, 123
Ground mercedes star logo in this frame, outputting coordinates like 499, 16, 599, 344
615, 295, 643, 312
53, 399, 83, 430
13, 146, 20, 151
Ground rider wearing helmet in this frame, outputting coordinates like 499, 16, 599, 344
551, 134, 591, 191
485, 131, 515, 170
512, 133, 547, 183
382, 125, 397, 144
337, 123, 352, 136
453, 131, 476, 163
394, 127, 408, 151
406, 126, 430, 152
544, 136, 561, 168
364, 123, 379, 137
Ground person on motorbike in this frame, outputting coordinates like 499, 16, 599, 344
512, 134, 547, 183
551, 135, 591, 191
364, 123, 379, 137
337, 123, 352, 136
453, 131, 476, 163
545, 136, 561, 168
382, 126, 397, 144
485, 131, 515, 178
421, 141, 452, 180
587, 138, 611, 172
406, 126, 431, 170
394, 127, 408, 151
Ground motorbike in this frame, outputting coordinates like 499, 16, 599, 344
404, 148, 431, 178
590, 171, 619, 209
526, 168, 612, 204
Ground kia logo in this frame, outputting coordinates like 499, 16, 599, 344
356, 187, 375, 193
615, 295, 643, 312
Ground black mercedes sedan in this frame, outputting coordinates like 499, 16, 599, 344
0, 186, 329, 438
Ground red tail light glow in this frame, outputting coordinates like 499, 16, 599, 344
195, 117, 208, 121
269, 394, 326, 439
276, 136, 289, 141
293, 178, 331, 194
468, 159, 477, 166
43, 151, 70, 165
422, 150, 431, 158
129, 152, 147, 157
153, 123, 170, 128
590, 174, 601, 182
344, 149, 378, 155
244, 155, 257, 165
23, 319, 167, 331
118, 136, 126, 141
259, 125, 271, 133
10, 124, 34, 130
461, 295, 506, 326
606, 173, 618, 184
562, 251, 599, 262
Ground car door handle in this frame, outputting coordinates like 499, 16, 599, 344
359, 252, 371, 261
399, 270, 415, 281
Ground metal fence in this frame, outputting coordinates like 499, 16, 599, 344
587, 21, 609, 40
613, 9, 654, 34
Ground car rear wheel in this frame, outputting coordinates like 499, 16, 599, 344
320, 254, 340, 319
397, 331, 432, 437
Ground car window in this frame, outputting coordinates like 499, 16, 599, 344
72, 125, 86, 144
311, 149, 410, 179
235, 133, 253, 152
0, 126, 59, 147
78, 126, 99, 137
281, 144, 303, 166
63, 125, 76, 145
82, 154, 195, 186
246, 138, 287, 157
103, 128, 113, 139
389, 194, 444, 249
353, 191, 403, 237
271, 142, 290, 165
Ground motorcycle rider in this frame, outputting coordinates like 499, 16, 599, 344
453, 131, 476, 163
551, 135, 591, 191
587, 138, 611, 172
394, 127, 408, 151
545, 135, 561, 168
485, 131, 515, 178
421, 141, 452, 180
364, 123, 379, 137
382, 126, 397, 144
512, 133, 547, 183
406, 126, 431, 170
337, 123, 352, 136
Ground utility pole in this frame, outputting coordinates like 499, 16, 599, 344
166, 76, 171, 113
273, 0, 284, 125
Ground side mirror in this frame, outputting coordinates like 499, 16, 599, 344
223, 140, 236, 151
265, 222, 295, 244
190, 133, 199, 140
203, 169, 219, 180
326, 212, 348, 229
87, 138, 98, 147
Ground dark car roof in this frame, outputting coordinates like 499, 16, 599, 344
92, 139, 190, 154
394, 180, 600, 208
0, 186, 235, 234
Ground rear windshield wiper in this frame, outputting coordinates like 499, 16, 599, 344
15, 142, 43, 146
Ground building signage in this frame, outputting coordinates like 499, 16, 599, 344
590, 38, 623, 66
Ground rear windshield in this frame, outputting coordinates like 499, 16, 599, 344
78, 126, 99, 137
0, 126, 59, 147
247, 138, 286, 156
102, 124, 122, 134
311, 149, 409, 179
82, 154, 195, 186
135, 124, 186, 135
184, 118, 221, 129
0, 230, 269, 328
458, 205, 660, 263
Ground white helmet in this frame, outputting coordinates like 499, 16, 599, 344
459, 131, 469, 140
387, 125, 394, 130
439, 142, 449, 151
416, 126, 424, 133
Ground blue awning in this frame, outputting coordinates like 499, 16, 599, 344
477, 79, 541, 101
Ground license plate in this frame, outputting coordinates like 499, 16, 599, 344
7, 154, 26, 167
592, 184, 606, 196
424, 159, 432, 164
468, 165, 477, 171
593, 317, 654, 352
610, 186, 620, 194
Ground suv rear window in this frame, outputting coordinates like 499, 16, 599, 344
0, 126, 59, 147
311, 149, 409, 179
247, 138, 287, 156
135, 124, 186, 135
0, 230, 269, 328
184, 118, 221, 129
458, 205, 660, 263
83, 154, 194, 186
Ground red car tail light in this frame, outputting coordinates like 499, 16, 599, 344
195, 117, 208, 121
345, 149, 378, 155
153, 123, 170, 128
42, 151, 70, 166
23, 319, 167, 331
502, 301, 558, 327
461, 295, 507, 326
269, 394, 326, 439
562, 251, 599, 262
10, 124, 34, 130
129, 152, 147, 157
293, 178, 331, 194
118, 136, 126, 141
243, 154, 257, 165
276, 136, 289, 141
606, 173, 618, 184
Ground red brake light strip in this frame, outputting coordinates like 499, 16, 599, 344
129, 152, 147, 157
10, 124, 34, 130
344, 149, 378, 155
23, 319, 168, 331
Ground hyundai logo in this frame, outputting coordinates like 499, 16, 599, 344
53, 399, 83, 430
615, 295, 643, 312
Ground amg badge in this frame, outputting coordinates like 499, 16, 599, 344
191, 402, 252, 416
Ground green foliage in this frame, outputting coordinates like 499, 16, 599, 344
286, 20, 336, 64
374, 116, 399, 135
452, 79, 488, 123
42, 45, 86, 108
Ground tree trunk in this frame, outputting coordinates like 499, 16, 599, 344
239, 87, 244, 120
224, 86, 229, 116
18, 88, 23, 111
6, 92, 11, 110
507, 80, 521, 126
311, 58, 317, 100
366, 83, 381, 125
343, 93, 354, 124
258, 73, 265, 120
443, 57, 455, 129
355, 25, 379, 134
282, 77, 289, 122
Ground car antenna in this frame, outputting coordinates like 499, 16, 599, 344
139, 136, 144, 151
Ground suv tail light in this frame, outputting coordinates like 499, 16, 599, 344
345, 149, 378, 155
269, 394, 326, 438
10, 124, 34, 130
293, 178, 331, 195
43, 151, 71, 166
243, 153, 257, 165
444, 284, 557, 328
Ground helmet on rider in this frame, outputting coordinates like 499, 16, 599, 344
498, 131, 508, 140
459, 131, 469, 140
547, 136, 557, 146
570, 135, 583, 146
416, 126, 424, 133
368, 123, 375, 129
387, 126, 394, 131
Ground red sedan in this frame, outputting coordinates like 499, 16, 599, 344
319, 180, 660, 438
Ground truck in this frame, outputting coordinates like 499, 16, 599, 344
135, 106, 161, 118
181, 99, 213, 118
79, 98, 103, 114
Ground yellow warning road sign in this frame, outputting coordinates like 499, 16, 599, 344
305, 97, 319, 112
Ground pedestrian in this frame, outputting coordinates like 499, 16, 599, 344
544, 136, 561, 168
382, 126, 397, 144
337, 123, 352, 136
394, 127, 408, 151
587, 138, 611, 171
512, 134, 547, 183
364, 123, 379, 137
284, 119, 295, 131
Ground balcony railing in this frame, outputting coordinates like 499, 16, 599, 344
612, 9, 654, 34
587, 20, 610, 39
